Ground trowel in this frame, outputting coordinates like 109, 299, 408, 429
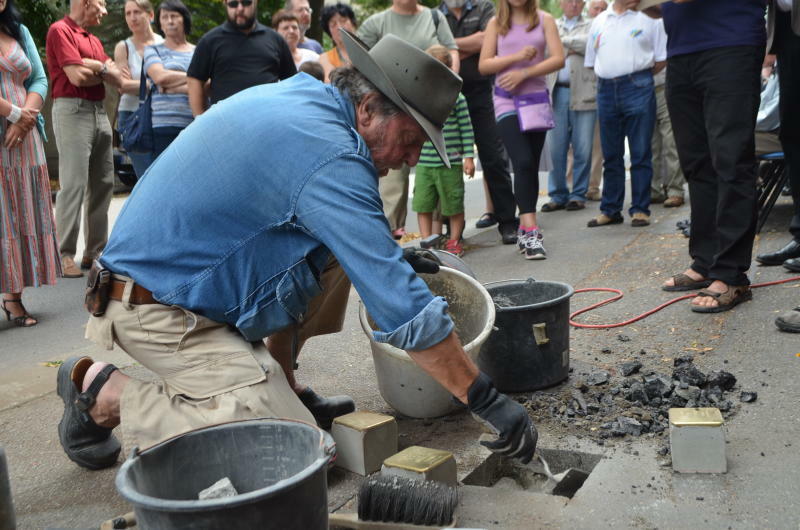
477, 435, 589, 497
534, 453, 589, 498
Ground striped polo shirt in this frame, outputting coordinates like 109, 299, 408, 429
418, 93, 474, 167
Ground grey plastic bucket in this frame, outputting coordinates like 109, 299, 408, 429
116, 418, 335, 529
478, 278, 574, 392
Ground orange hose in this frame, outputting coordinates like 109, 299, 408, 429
569, 276, 800, 329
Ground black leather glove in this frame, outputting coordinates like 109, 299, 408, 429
402, 248, 441, 274
467, 372, 538, 464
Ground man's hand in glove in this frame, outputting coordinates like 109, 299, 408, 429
402, 248, 441, 274
467, 372, 538, 463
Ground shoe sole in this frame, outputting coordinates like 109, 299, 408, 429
775, 319, 800, 333
588, 218, 623, 227
690, 290, 753, 313
525, 254, 547, 260
755, 259, 787, 266
782, 263, 800, 272
57, 357, 120, 470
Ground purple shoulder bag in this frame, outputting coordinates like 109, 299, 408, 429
495, 86, 555, 132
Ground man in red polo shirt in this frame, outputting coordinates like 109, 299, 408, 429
46, 0, 124, 279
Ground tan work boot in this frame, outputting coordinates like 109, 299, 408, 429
663, 196, 685, 208
631, 213, 651, 227
62, 257, 84, 278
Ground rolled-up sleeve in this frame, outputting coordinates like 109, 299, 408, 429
296, 154, 454, 351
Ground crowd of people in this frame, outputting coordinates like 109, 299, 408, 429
0, 0, 795, 481
0, 0, 797, 323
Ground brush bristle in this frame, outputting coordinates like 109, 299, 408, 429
357, 475, 458, 525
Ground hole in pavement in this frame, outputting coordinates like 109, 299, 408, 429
461, 448, 602, 499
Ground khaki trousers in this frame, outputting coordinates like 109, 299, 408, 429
380, 164, 410, 231
52, 98, 114, 260
755, 130, 782, 156
85, 262, 351, 451
651, 85, 686, 199
588, 121, 603, 195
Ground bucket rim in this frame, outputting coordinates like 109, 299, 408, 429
357, 267, 496, 362
115, 418, 334, 512
483, 278, 575, 312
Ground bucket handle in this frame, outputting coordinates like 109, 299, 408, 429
532, 322, 549, 346
483, 277, 536, 288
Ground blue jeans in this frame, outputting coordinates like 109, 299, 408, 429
547, 85, 596, 204
596, 70, 656, 217
117, 110, 155, 178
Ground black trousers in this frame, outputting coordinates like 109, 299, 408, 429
497, 116, 547, 215
462, 80, 518, 231
775, 11, 800, 242
666, 45, 763, 286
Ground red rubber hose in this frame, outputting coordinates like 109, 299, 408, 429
569, 276, 800, 329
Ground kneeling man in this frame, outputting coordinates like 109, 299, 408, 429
57, 32, 538, 470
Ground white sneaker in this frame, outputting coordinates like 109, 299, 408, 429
516, 229, 527, 254
523, 230, 547, 260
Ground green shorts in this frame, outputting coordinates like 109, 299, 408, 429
412, 164, 465, 216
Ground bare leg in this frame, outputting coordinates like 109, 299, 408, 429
81, 361, 128, 428
418, 212, 433, 239
449, 213, 465, 242
482, 179, 494, 214
266, 335, 306, 393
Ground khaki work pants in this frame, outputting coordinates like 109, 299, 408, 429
380, 164, 410, 231
85, 261, 351, 451
651, 85, 686, 200
52, 98, 114, 260
588, 121, 603, 195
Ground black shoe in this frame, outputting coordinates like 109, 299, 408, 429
565, 200, 585, 211
57, 357, 121, 470
775, 307, 800, 333
499, 224, 518, 245
540, 202, 566, 213
297, 387, 355, 430
475, 212, 497, 229
756, 240, 800, 265
784, 257, 800, 272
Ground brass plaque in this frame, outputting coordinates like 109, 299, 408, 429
669, 407, 724, 427
383, 446, 454, 473
333, 411, 395, 431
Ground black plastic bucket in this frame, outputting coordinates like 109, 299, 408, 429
116, 418, 335, 529
478, 278, 574, 392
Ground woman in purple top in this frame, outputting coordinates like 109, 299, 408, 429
479, 0, 563, 260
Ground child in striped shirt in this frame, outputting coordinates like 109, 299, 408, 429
412, 45, 475, 257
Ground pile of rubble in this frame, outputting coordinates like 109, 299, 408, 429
520, 355, 758, 442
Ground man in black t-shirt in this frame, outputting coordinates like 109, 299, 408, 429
187, 0, 296, 115
439, 0, 519, 245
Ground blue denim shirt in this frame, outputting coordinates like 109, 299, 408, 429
100, 74, 453, 350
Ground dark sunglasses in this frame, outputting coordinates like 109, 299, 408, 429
226, 0, 253, 8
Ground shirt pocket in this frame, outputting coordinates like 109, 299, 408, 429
233, 259, 323, 341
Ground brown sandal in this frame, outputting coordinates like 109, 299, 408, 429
691, 285, 753, 313
662, 273, 712, 292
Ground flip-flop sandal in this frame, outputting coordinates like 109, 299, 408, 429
662, 273, 713, 292
57, 356, 121, 469
691, 286, 753, 313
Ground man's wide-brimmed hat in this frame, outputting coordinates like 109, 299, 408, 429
340, 29, 463, 168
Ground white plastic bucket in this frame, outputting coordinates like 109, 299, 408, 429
358, 267, 496, 418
